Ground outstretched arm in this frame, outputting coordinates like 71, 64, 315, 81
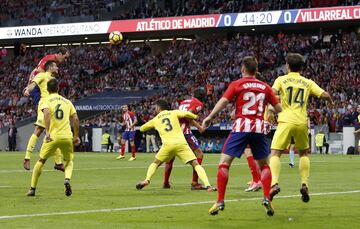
320, 92, 334, 105
202, 97, 229, 129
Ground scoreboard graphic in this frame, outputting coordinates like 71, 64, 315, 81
1, 5, 359, 39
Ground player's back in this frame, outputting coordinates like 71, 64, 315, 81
41, 93, 76, 140
223, 77, 278, 133
179, 98, 203, 134
152, 110, 188, 145
33, 72, 54, 100
273, 72, 324, 125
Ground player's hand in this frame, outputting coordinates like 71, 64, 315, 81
23, 88, 30, 97
198, 125, 206, 134
73, 137, 80, 146
45, 133, 53, 143
201, 116, 212, 129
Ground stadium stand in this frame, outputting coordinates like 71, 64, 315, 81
0, 31, 359, 133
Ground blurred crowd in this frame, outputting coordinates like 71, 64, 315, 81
0, 30, 359, 132
0, 0, 126, 25
1, 0, 359, 26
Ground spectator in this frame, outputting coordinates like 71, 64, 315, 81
213, 139, 223, 153
81, 129, 92, 152
7, 123, 17, 151
101, 130, 113, 152
315, 131, 329, 154
145, 128, 158, 153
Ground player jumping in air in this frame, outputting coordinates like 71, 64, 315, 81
136, 100, 216, 191
23, 47, 70, 170
27, 78, 79, 196
163, 89, 208, 190
269, 53, 333, 203
116, 104, 137, 161
202, 56, 282, 216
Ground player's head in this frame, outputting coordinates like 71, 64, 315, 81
155, 99, 171, 113
47, 78, 59, 94
286, 53, 305, 72
357, 105, 360, 113
241, 56, 258, 76
122, 104, 129, 112
44, 60, 58, 74
56, 47, 70, 63
193, 88, 206, 100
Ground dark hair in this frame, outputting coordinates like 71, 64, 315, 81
58, 47, 69, 55
156, 99, 171, 110
242, 56, 258, 75
44, 60, 56, 71
193, 88, 205, 100
286, 53, 305, 72
47, 78, 59, 93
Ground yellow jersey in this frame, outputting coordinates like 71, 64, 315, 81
140, 110, 197, 145
39, 93, 76, 140
33, 72, 54, 100
273, 72, 324, 125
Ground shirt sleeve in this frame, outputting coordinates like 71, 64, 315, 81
272, 77, 281, 92
69, 102, 77, 116
222, 82, 236, 101
140, 119, 155, 132
309, 80, 325, 98
175, 110, 198, 120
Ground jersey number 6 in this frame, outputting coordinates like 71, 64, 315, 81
55, 104, 64, 120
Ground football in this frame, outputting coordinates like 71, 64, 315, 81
109, 31, 123, 45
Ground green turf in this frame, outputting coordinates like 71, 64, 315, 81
0, 152, 360, 229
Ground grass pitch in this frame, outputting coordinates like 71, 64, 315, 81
0, 152, 360, 229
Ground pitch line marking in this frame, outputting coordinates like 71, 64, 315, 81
0, 190, 359, 220
0, 161, 330, 173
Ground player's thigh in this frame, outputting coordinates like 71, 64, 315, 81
155, 144, 175, 163
293, 125, 309, 150
122, 131, 129, 140
175, 144, 197, 164
249, 133, 270, 160
39, 140, 60, 159
222, 132, 248, 158
271, 123, 293, 150
35, 106, 45, 129
58, 139, 74, 161
185, 134, 200, 152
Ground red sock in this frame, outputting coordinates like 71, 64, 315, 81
121, 144, 125, 156
261, 164, 272, 199
192, 158, 203, 184
164, 159, 174, 185
131, 145, 136, 157
217, 163, 229, 203
246, 155, 261, 183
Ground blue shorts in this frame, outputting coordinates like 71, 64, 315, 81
222, 132, 269, 160
30, 85, 41, 106
184, 133, 200, 151
122, 131, 135, 141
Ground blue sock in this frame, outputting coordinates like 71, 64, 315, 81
289, 149, 295, 165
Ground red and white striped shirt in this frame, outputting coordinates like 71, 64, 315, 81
223, 77, 279, 134
178, 98, 203, 134
122, 111, 136, 131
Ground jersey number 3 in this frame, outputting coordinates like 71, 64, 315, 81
242, 92, 265, 115
55, 104, 64, 120
162, 118, 173, 132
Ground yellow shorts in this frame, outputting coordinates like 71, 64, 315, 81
35, 101, 45, 128
40, 138, 74, 161
271, 122, 309, 151
156, 143, 196, 164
